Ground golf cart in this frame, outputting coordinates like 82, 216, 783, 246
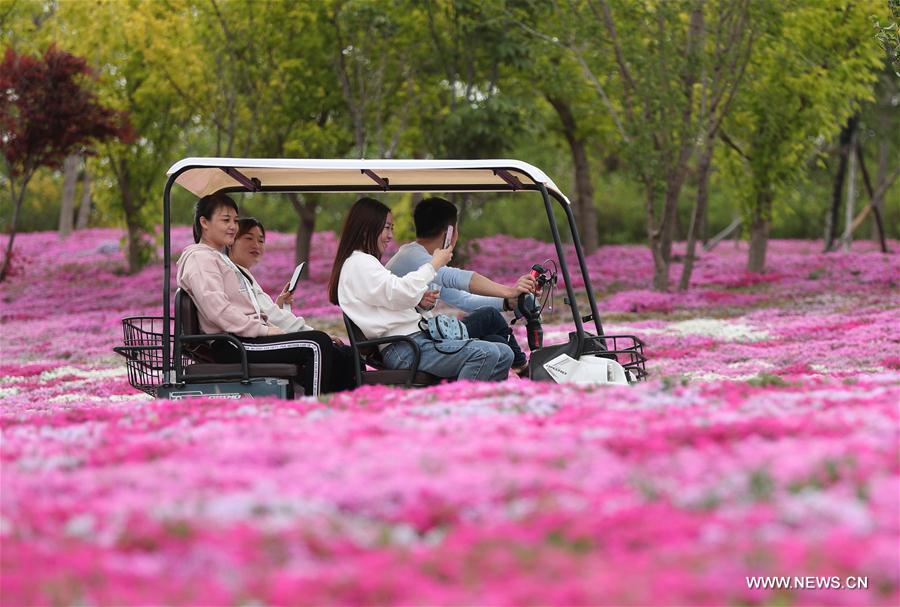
115, 158, 646, 399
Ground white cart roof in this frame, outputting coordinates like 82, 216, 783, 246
166, 158, 570, 204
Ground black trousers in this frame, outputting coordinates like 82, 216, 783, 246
211, 330, 357, 397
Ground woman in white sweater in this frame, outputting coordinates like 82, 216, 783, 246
327, 197, 514, 382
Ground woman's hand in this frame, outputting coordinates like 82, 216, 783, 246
418, 289, 439, 310
330, 334, 345, 346
267, 325, 285, 336
430, 245, 453, 270
275, 282, 293, 308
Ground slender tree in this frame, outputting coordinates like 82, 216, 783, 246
546, 94, 600, 252
54, 0, 203, 273
721, 0, 883, 272
513, 2, 628, 254
188, 0, 352, 265
0, 45, 129, 281
328, 0, 418, 159
824, 116, 858, 252
58, 154, 79, 237
678, 0, 759, 290
75, 163, 92, 230
521, 0, 757, 291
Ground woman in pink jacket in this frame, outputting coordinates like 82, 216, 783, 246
176, 193, 352, 396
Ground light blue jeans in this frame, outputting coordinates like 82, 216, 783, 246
382, 332, 513, 382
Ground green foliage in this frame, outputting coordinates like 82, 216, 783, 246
434, 94, 529, 159
43, 0, 203, 271
747, 373, 790, 387
0, 168, 61, 231
748, 468, 775, 500
0, 0, 54, 51
325, 0, 425, 157
873, 0, 900, 76
722, 0, 886, 227
2, 0, 895, 265
190, 0, 350, 158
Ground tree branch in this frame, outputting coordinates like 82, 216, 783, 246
329, 6, 365, 155
719, 129, 750, 161
515, 20, 629, 141
594, 0, 639, 114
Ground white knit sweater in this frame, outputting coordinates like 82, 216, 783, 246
338, 250, 435, 340
237, 265, 315, 333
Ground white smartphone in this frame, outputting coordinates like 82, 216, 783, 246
443, 225, 454, 249
287, 262, 306, 293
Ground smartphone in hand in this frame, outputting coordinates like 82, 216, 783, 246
443, 225, 454, 249
287, 262, 306, 293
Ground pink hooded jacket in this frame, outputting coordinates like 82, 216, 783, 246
176, 243, 271, 338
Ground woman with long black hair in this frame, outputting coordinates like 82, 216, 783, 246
328, 197, 516, 382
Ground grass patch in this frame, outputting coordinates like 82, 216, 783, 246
746, 373, 791, 387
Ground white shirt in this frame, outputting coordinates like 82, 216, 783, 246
338, 250, 435, 339
237, 264, 315, 333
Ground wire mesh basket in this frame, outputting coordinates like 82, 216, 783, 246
113, 316, 187, 397
583, 333, 648, 382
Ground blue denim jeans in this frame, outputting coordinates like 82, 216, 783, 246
382, 331, 513, 382
461, 306, 527, 367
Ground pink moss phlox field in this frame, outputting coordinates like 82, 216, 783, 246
2, 379, 898, 605
2, 229, 899, 605
466, 236, 897, 313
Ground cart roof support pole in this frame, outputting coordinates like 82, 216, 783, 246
162, 175, 176, 385
553, 191, 605, 338
540, 183, 584, 351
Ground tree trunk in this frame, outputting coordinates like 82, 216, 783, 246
747, 191, 772, 273
123, 196, 144, 275
747, 216, 769, 273
573, 153, 599, 253
698, 198, 710, 246
824, 116, 856, 251
289, 193, 318, 267
872, 140, 888, 243
546, 96, 599, 253
823, 144, 847, 251
75, 166, 92, 230
679, 144, 714, 291
452, 193, 474, 266
853, 145, 896, 254
58, 155, 79, 237
0, 172, 33, 282
659, 173, 688, 264
644, 185, 670, 291
125, 214, 143, 275
841, 128, 858, 250
455, 193, 467, 234
117, 163, 144, 275
651, 240, 669, 291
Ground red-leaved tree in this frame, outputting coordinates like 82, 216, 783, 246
0, 45, 131, 281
